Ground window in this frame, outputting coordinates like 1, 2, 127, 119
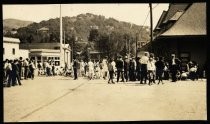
55, 61, 60, 66
37, 56, 41, 61
54, 47, 60, 50
31, 57, 35, 61
55, 57, 60, 60
12, 48, 15, 55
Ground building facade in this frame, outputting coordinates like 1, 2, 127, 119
142, 3, 207, 76
20, 43, 71, 67
3, 37, 29, 60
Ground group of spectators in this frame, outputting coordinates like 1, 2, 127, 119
72, 52, 204, 86
37, 60, 56, 76
3, 52, 205, 87
3, 57, 36, 87
72, 58, 111, 80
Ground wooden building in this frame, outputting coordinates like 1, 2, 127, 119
143, 3, 207, 76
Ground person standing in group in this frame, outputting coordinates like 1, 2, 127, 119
73, 58, 79, 80
140, 52, 149, 84
18, 57, 23, 80
6, 60, 13, 87
4, 59, 9, 83
12, 59, 22, 86
108, 59, 115, 84
116, 55, 124, 83
124, 56, 129, 82
111, 58, 116, 79
136, 57, 141, 81
95, 62, 101, 79
45, 61, 50, 76
188, 61, 197, 81
169, 54, 181, 82
147, 57, 156, 85
23, 58, 29, 80
99, 60, 103, 79
52, 63, 55, 76
88, 59, 94, 80
29, 60, 35, 80
163, 62, 170, 80
80, 60, 85, 77
37, 62, 42, 76
102, 57, 108, 80
43, 61, 46, 75
77, 60, 81, 77
155, 56, 165, 84
129, 57, 136, 81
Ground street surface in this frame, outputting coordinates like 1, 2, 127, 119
4, 76, 207, 122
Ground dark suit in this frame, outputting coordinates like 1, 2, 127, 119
73, 60, 78, 80
116, 59, 124, 82
169, 58, 181, 82
124, 60, 129, 82
12, 63, 21, 86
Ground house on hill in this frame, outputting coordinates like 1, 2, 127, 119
142, 3, 207, 77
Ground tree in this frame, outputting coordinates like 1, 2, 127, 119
88, 28, 99, 42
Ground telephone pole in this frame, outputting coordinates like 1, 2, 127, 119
135, 33, 138, 60
149, 3, 153, 43
60, 4, 63, 66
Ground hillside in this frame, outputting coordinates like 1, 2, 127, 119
14, 13, 149, 43
3, 18, 33, 30
4, 13, 150, 58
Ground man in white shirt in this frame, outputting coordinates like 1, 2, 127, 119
140, 52, 149, 84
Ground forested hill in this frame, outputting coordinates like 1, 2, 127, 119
4, 13, 150, 57
3, 19, 33, 30
4, 13, 149, 43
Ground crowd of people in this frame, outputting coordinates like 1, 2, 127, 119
71, 52, 204, 85
3, 57, 36, 87
3, 52, 205, 87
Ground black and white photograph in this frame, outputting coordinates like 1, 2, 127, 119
2, 2, 207, 122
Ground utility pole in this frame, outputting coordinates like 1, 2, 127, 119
128, 38, 130, 58
70, 27, 74, 62
149, 3, 153, 43
135, 32, 138, 60
60, 4, 63, 67
64, 30, 65, 63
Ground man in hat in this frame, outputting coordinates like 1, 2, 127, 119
136, 57, 141, 81
116, 55, 124, 82
124, 56, 129, 82
12, 59, 22, 86
73, 57, 79, 80
23, 58, 29, 79
140, 52, 149, 84
129, 57, 136, 81
18, 57, 23, 80
169, 54, 181, 82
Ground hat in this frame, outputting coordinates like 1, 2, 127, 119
124, 56, 128, 59
171, 54, 175, 56
118, 55, 122, 58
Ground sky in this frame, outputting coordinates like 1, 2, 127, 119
3, 4, 169, 29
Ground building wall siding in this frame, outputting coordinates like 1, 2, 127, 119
3, 42, 20, 60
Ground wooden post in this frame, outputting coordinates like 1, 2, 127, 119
149, 3, 153, 43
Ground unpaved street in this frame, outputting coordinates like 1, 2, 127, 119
4, 76, 207, 122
